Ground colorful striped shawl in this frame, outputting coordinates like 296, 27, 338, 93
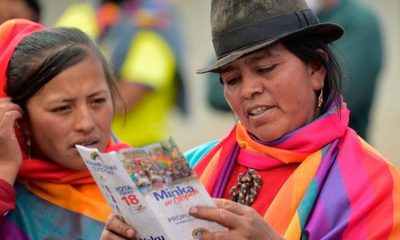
192, 103, 400, 239
0, 141, 129, 239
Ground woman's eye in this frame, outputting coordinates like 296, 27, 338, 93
222, 76, 240, 85
92, 98, 106, 106
52, 106, 71, 113
257, 65, 276, 74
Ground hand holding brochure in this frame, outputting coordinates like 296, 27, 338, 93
76, 138, 226, 240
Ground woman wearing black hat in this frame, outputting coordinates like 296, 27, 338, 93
102, 0, 400, 239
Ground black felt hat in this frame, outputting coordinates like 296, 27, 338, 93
197, 0, 344, 73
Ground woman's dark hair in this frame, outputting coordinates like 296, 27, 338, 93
5, 27, 120, 111
282, 34, 343, 113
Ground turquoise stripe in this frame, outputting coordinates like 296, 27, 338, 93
5, 183, 104, 239
184, 140, 220, 167
298, 145, 329, 239
298, 179, 319, 240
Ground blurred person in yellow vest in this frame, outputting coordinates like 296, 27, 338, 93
0, 0, 41, 24
56, 0, 188, 147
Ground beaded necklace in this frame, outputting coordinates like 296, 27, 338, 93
230, 168, 263, 206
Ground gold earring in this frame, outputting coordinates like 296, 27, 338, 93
318, 88, 324, 108
26, 138, 32, 160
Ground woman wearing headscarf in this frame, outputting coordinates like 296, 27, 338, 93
107, 0, 400, 239
0, 19, 129, 239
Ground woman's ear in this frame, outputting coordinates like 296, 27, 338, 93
310, 49, 328, 91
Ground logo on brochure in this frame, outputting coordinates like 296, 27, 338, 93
90, 151, 100, 161
192, 227, 210, 239
152, 185, 198, 200
152, 185, 200, 206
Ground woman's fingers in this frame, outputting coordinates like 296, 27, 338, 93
0, 98, 22, 115
0, 110, 21, 134
102, 214, 136, 240
189, 199, 246, 229
213, 198, 253, 216
0, 106, 24, 185
189, 198, 284, 240
0, 98, 23, 133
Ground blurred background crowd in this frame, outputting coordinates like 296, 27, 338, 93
3, 0, 399, 167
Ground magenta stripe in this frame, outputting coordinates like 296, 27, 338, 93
0, 218, 30, 240
211, 143, 239, 198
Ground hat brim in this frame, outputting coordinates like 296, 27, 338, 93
197, 23, 344, 73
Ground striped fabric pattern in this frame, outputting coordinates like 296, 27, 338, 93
0, 141, 129, 239
1, 183, 105, 239
193, 102, 400, 239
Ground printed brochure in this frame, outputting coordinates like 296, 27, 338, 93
76, 138, 226, 240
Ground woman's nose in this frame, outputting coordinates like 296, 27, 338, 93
75, 107, 95, 133
242, 74, 264, 100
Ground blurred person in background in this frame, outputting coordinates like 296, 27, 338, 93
0, 0, 41, 24
306, 0, 384, 140
57, 0, 188, 147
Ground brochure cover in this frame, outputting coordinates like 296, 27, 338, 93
76, 138, 225, 240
